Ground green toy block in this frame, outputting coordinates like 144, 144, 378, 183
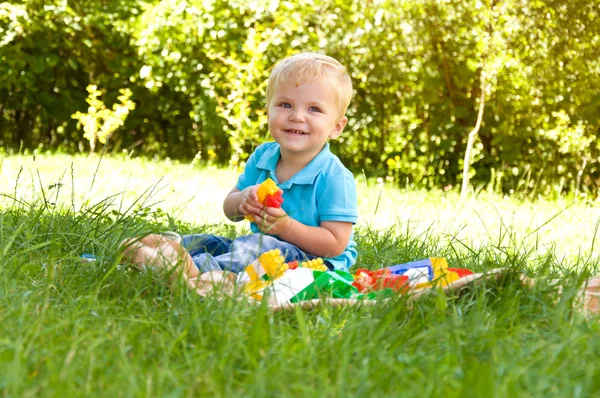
334, 270, 354, 282
289, 271, 358, 302
289, 271, 332, 302
328, 272, 358, 298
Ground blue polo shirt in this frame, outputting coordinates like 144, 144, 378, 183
236, 142, 358, 271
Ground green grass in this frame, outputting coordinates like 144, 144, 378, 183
1, 153, 600, 397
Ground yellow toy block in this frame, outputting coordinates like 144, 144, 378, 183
244, 249, 287, 282
300, 257, 327, 271
256, 178, 279, 202
414, 257, 460, 288
245, 178, 280, 222
244, 279, 268, 300
260, 249, 288, 280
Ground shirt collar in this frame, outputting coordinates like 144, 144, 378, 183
256, 142, 332, 186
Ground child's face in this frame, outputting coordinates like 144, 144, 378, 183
267, 80, 348, 162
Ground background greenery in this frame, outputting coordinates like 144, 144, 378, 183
1, 0, 599, 196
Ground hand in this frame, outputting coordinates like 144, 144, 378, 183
238, 185, 263, 216
252, 206, 293, 236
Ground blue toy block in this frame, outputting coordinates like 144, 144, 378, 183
385, 259, 434, 280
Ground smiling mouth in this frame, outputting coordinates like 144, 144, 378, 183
285, 129, 308, 135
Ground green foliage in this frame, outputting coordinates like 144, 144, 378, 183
0, 0, 599, 195
72, 85, 136, 152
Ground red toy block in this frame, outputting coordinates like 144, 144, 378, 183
381, 275, 409, 293
447, 268, 473, 278
264, 190, 284, 208
352, 269, 409, 293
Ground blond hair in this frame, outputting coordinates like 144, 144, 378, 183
266, 52, 353, 118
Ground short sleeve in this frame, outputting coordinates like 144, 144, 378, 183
236, 148, 262, 191
316, 169, 358, 224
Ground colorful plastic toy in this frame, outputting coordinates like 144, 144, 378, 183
238, 249, 287, 284
386, 258, 472, 288
249, 267, 315, 305
352, 268, 409, 293
239, 255, 475, 305
289, 270, 359, 302
245, 178, 284, 223
300, 258, 328, 271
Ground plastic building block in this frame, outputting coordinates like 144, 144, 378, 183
289, 272, 331, 302
386, 259, 434, 280
386, 258, 460, 287
447, 267, 474, 278
334, 270, 355, 282
404, 267, 430, 286
237, 249, 287, 284
352, 268, 408, 293
244, 279, 268, 300
300, 258, 328, 271
411, 258, 460, 288
245, 178, 284, 222
264, 190, 283, 207
259, 249, 288, 280
259, 268, 315, 305
289, 270, 358, 302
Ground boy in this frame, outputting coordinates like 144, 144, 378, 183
121, 52, 358, 282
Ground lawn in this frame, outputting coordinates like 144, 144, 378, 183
1, 153, 599, 397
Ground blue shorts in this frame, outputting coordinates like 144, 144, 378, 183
180, 233, 330, 273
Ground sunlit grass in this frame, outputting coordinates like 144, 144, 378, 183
2, 152, 599, 269
1, 152, 600, 397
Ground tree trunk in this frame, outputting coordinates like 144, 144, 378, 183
460, 72, 486, 199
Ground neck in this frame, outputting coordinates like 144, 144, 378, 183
276, 146, 324, 183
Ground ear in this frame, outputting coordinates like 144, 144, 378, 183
329, 116, 348, 139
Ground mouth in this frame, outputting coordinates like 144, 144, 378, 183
285, 129, 308, 135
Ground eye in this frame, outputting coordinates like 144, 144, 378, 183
279, 102, 291, 108
308, 106, 322, 112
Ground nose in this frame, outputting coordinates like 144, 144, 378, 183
289, 109, 305, 122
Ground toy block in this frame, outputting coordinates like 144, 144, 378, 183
447, 267, 474, 278
334, 270, 355, 282
245, 178, 284, 222
352, 268, 408, 293
352, 271, 374, 293
264, 190, 283, 207
289, 270, 358, 302
289, 271, 332, 302
412, 258, 460, 288
259, 249, 288, 280
237, 249, 287, 284
404, 267, 431, 286
380, 275, 409, 292
386, 259, 434, 280
318, 270, 358, 298
244, 279, 268, 301
386, 258, 465, 288
262, 268, 315, 305
300, 258, 328, 271
256, 178, 279, 202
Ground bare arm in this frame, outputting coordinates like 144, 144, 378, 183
222, 186, 263, 221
